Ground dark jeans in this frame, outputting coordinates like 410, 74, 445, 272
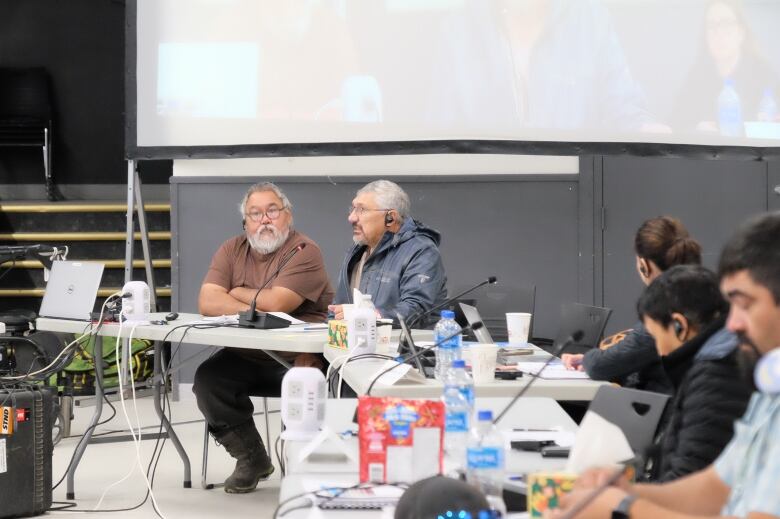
193, 348, 288, 432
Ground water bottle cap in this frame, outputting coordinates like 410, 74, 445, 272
441, 310, 455, 319
452, 359, 466, 368
477, 410, 493, 421
724, 78, 735, 86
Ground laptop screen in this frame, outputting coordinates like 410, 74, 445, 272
458, 302, 494, 344
553, 302, 612, 350
38, 261, 105, 321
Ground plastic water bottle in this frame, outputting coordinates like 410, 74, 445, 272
442, 375, 470, 476
467, 410, 507, 517
718, 78, 743, 137
450, 359, 475, 408
434, 310, 462, 380
758, 88, 778, 122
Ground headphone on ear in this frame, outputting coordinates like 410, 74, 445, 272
673, 319, 684, 338
384, 211, 394, 226
755, 348, 780, 394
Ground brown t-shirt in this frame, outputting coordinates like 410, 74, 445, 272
203, 230, 333, 323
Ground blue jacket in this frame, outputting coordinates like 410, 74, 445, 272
333, 218, 447, 323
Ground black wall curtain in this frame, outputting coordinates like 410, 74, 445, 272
0, 0, 169, 185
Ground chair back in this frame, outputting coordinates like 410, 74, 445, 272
587, 386, 670, 457
0, 67, 52, 121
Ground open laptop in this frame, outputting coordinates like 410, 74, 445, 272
458, 302, 496, 344
38, 261, 105, 321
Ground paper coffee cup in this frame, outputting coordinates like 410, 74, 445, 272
470, 343, 498, 384
506, 312, 532, 344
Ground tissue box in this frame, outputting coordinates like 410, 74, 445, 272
328, 320, 349, 350
357, 396, 444, 483
527, 472, 577, 517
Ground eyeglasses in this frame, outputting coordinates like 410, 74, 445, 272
245, 206, 285, 222
348, 206, 391, 217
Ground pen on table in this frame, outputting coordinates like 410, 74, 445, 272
512, 427, 559, 432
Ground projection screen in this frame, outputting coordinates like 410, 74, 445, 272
129, 0, 780, 157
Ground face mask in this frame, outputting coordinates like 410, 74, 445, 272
755, 348, 780, 394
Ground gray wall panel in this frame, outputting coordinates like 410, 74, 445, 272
601, 156, 768, 335
770, 161, 780, 212
171, 157, 775, 383
172, 175, 581, 382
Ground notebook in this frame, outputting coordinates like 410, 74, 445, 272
38, 261, 104, 321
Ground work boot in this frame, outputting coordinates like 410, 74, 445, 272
212, 420, 274, 493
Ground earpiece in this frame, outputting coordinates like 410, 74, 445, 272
755, 349, 780, 394
242, 219, 246, 230
673, 319, 684, 338
384, 212, 394, 226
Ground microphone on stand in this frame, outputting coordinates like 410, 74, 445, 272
366, 321, 484, 396
237, 242, 307, 330
398, 277, 497, 358
492, 329, 584, 425
407, 276, 497, 329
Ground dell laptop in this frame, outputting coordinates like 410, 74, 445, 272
38, 261, 105, 321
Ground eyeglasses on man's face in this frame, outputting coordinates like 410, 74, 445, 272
245, 206, 285, 222
348, 206, 391, 217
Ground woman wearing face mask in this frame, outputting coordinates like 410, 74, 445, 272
637, 265, 752, 481
562, 216, 701, 394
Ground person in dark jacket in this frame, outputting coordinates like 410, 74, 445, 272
329, 180, 447, 323
563, 216, 702, 394
637, 265, 752, 482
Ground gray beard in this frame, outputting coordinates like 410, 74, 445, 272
248, 225, 290, 255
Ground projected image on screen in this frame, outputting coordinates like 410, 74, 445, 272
158, 43, 258, 118
135, 0, 780, 148
425, 0, 663, 134
672, 0, 779, 140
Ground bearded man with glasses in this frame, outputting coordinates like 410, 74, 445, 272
194, 182, 333, 494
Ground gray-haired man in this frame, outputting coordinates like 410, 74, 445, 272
329, 180, 447, 323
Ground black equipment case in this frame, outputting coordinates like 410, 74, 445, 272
0, 385, 54, 518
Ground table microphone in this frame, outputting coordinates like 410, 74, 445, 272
407, 276, 497, 329
492, 330, 584, 425
238, 242, 306, 329
365, 321, 484, 396
398, 277, 496, 359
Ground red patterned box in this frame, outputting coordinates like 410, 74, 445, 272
357, 396, 445, 483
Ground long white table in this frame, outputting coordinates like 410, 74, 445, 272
36, 312, 331, 499
278, 397, 577, 518
324, 343, 607, 401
